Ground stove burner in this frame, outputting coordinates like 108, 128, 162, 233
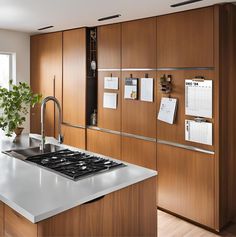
26, 149, 125, 181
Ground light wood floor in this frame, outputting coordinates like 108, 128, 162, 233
158, 210, 236, 237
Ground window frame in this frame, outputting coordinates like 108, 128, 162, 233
0, 52, 16, 89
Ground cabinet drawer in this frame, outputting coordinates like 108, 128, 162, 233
87, 129, 121, 159
62, 124, 86, 149
4, 205, 37, 237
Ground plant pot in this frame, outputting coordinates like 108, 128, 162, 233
14, 127, 24, 136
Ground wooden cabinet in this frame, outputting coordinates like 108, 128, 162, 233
218, 4, 236, 227
0, 202, 3, 237
28, 3, 236, 232
4, 205, 37, 237
122, 18, 156, 68
97, 71, 121, 131
63, 28, 86, 127
122, 136, 156, 170
156, 7, 214, 68
121, 71, 157, 138
37, 177, 156, 237
155, 4, 236, 230
1, 178, 156, 237
97, 24, 121, 131
157, 143, 215, 228
61, 124, 86, 149
30, 32, 62, 136
87, 129, 121, 159
98, 24, 121, 69
156, 69, 215, 151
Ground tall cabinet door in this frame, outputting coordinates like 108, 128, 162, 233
30, 32, 62, 136
63, 28, 86, 127
121, 18, 157, 138
97, 24, 121, 131
121, 18, 157, 169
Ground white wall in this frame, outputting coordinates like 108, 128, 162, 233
0, 29, 30, 133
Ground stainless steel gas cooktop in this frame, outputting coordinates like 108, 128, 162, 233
26, 149, 125, 181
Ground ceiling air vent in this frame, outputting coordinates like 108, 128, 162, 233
98, 14, 121, 21
171, 0, 203, 7
38, 26, 54, 31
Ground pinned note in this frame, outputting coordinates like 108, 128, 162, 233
104, 77, 119, 90
158, 97, 178, 124
124, 78, 138, 100
185, 119, 212, 145
140, 78, 154, 102
103, 93, 117, 109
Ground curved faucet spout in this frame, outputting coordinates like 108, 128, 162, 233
40, 96, 63, 151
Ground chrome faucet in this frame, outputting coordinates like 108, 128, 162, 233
40, 96, 63, 151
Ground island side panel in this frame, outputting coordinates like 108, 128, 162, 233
0, 202, 3, 237
4, 205, 38, 237
38, 177, 157, 237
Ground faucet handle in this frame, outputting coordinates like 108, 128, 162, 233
58, 134, 64, 144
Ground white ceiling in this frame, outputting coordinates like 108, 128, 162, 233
0, 0, 235, 34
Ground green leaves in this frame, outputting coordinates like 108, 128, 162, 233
0, 80, 42, 136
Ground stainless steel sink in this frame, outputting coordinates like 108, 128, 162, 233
3, 144, 64, 161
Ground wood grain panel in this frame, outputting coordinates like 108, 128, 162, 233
63, 28, 86, 126
213, 5, 220, 230
122, 71, 157, 138
87, 129, 121, 159
122, 18, 156, 68
4, 205, 37, 237
156, 70, 215, 151
156, 7, 214, 68
97, 24, 121, 69
30, 32, 62, 137
98, 71, 121, 131
61, 124, 85, 149
122, 136, 156, 170
157, 143, 215, 229
218, 4, 236, 228
38, 177, 157, 237
0, 202, 3, 237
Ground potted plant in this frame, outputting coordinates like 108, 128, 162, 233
0, 80, 41, 137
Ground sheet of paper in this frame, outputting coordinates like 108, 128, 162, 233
185, 119, 212, 145
104, 77, 119, 90
140, 78, 153, 102
158, 97, 178, 124
185, 79, 212, 118
124, 78, 138, 100
103, 92, 117, 109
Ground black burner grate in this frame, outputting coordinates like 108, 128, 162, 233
26, 149, 125, 181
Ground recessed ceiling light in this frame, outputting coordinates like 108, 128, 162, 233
98, 14, 121, 22
171, 0, 203, 7
38, 26, 54, 31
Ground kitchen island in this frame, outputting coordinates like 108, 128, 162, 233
0, 134, 157, 237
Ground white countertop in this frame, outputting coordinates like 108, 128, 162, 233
0, 134, 157, 223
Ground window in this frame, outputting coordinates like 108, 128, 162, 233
0, 53, 15, 89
